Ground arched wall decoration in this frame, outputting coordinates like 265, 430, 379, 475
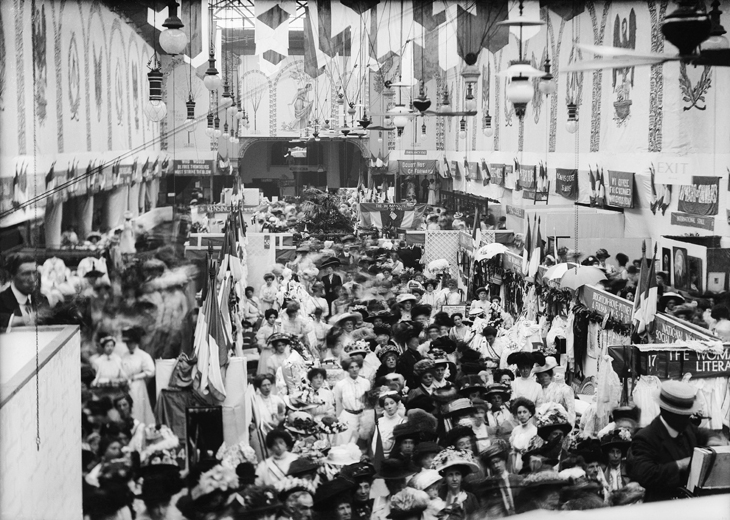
494, 50, 502, 151
272, 59, 307, 135
237, 136, 370, 161
241, 69, 271, 137
546, 13, 566, 152
31, 0, 49, 125
85, 1, 109, 149
14, 0, 26, 153
139, 46, 152, 141
127, 34, 140, 136
109, 18, 128, 149
587, 0, 612, 152
48, 0, 64, 151
68, 32, 81, 124
648, 0, 669, 152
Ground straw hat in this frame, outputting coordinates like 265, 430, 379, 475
532, 356, 559, 375
655, 380, 700, 415
408, 469, 442, 491
324, 444, 361, 466
446, 398, 476, 417
431, 448, 480, 475
600, 428, 632, 455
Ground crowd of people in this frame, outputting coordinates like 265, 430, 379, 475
1, 193, 729, 520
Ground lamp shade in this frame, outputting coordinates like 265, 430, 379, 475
204, 54, 221, 91
507, 76, 533, 104
392, 114, 409, 128
144, 68, 167, 122
160, 1, 187, 54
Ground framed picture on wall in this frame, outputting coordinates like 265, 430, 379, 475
662, 248, 671, 274
688, 257, 703, 293
673, 247, 689, 290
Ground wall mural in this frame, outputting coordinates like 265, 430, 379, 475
546, 13, 566, 152
587, 0, 612, 152
115, 58, 124, 126
530, 47, 547, 125
611, 8, 636, 126
32, 0, 48, 124
679, 62, 712, 112
648, 0, 669, 153
93, 43, 103, 122
68, 32, 80, 121
132, 61, 139, 129
282, 66, 313, 133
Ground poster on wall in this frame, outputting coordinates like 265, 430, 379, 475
555, 168, 578, 200
662, 248, 671, 274
673, 247, 688, 291
504, 164, 515, 189
606, 170, 635, 208
491, 164, 505, 186
677, 176, 720, 215
358, 203, 427, 230
398, 160, 438, 176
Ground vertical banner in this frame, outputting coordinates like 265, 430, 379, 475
555, 168, 578, 200
606, 170, 635, 208
677, 176, 720, 215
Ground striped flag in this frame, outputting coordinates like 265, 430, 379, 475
632, 242, 659, 336
372, 419, 385, 473
521, 215, 532, 274
358, 203, 427, 230
194, 257, 229, 401
529, 216, 542, 278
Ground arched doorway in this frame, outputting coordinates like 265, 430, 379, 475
238, 137, 368, 199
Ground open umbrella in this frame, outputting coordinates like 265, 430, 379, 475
543, 263, 569, 283
559, 266, 606, 290
474, 243, 508, 262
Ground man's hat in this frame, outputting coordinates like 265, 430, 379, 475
656, 380, 700, 415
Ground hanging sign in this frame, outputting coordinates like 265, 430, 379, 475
637, 344, 730, 379
398, 160, 438, 176
506, 205, 525, 219
358, 203, 427, 230
523, 190, 548, 201
677, 176, 720, 215
504, 164, 515, 189
490, 163, 505, 186
173, 159, 215, 176
582, 285, 634, 324
555, 168, 578, 200
670, 212, 715, 231
653, 313, 719, 343
502, 251, 523, 274
606, 170, 635, 208
518, 165, 536, 190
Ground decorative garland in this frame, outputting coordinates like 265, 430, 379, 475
573, 304, 632, 336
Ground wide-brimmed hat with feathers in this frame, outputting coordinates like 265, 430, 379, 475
431, 447, 480, 476
506, 351, 546, 368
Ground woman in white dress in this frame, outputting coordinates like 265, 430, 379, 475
306, 367, 335, 420
119, 328, 155, 425
373, 390, 406, 458
506, 352, 543, 404
90, 335, 127, 387
256, 309, 281, 375
255, 429, 299, 486
508, 397, 538, 474
249, 373, 286, 463
427, 178, 438, 205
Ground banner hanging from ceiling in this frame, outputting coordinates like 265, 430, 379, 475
398, 160, 438, 176
677, 176, 720, 215
490, 164, 505, 186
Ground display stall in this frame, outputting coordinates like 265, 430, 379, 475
0, 325, 82, 520
658, 235, 730, 294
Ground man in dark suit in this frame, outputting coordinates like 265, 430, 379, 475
626, 380, 713, 502
0, 254, 45, 332
396, 331, 424, 390
319, 260, 342, 306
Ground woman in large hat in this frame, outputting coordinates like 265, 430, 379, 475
305, 367, 335, 420
374, 344, 400, 381
262, 332, 293, 377
255, 429, 298, 486
372, 459, 415, 520
484, 384, 515, 439
256, 310, 281, 375
406, 359, 437, 402
534, 356, 576, 427
506, 351, 545, 403
533, 402, 573, 468
431, 448, 480, 516
236, 485, 281, 520
600, 428, 633, 492
373, 390, 407, 458
312, 477, 355, 520
514, 470, 569, 513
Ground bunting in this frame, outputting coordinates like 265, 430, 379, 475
255, 1, 295, 76
529, 216, 542, 278
521, 215, 532, 274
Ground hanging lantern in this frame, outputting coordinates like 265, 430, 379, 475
160, 1, 188, 55
242, 109, 249, 129
482, 112, 493, 137
214, 115, 221, 138
227, 93, 238, 117
506, 72, 533, 119
704, 1, 729, 50
377, 131, 383, 143
185, 94, 196, 128
222, 120, 230, 139
220, 80, 233, 107
439, 89, 451, 113
538, 57, 557, 95
458, 117, 467, 140
205, 112, 214, 137
413, 81, 431, 113
144, 67, 167, 122
204, 52, 221, 91
461, 63, 480, 112
421, 121, 427, 137
566, 102, 578, 134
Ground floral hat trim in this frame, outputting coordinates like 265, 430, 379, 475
345, 340, 371, 354
430, 447, 480, 474
534, 402, 571, 429
216, 441, 258, 469
191, 465, 239, 500
316, 415, 349, 435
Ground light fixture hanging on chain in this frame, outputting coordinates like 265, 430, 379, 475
144, 63, 167, 122
538, 57, 557, 95
565, 102, 578, 134
482, 111, 493, 137
160, 1, 188, 55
